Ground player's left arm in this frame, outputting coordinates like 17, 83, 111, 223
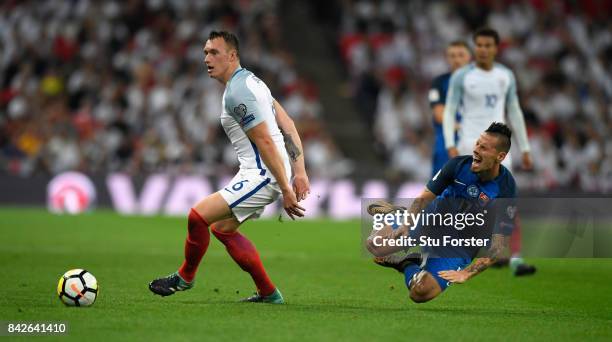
505, 71, 533, 170
273, 100, 310, 201
443, 70, 465, 157
429, 76, 445, 124
440, 178, 517, 284
438, 234, 510, 283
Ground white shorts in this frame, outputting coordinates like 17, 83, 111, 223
219, 171, 281, 223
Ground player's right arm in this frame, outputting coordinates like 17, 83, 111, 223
416, 156, 463, 217
225, 82, 304, 220
395, 156, 461, 235
427, 156, 462, 194
273, 100, 310, 201
443, 71, 465, 157
246, 122, 304, 219
367, 158, 458, 255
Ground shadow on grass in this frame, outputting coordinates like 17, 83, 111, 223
170, 298, 564, 319
414, 306, 558, 318
173, 299, 410, 313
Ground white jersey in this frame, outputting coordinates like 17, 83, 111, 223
442, 62, 530, 155
221, 67, 291, 183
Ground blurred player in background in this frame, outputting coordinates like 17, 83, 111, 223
442, 28, 535, 276
429, 41, 471, 176
367, 123, 518, 303
149, 31, 310, 303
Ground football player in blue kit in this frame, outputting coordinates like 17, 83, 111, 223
443, 28, 535, 276
366, 122, 517, 303
428, 41, 471, 176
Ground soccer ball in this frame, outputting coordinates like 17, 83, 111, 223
57, 269, 98, 307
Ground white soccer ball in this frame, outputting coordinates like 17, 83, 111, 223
57, 269, 98, 307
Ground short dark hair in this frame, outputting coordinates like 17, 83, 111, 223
485, 122, 511, 152
448, 40, 470, 50
473, 27, 500, 46
208, 30, 240, 58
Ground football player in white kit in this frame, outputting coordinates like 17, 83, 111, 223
150, 31, 310, 303
442, 28, 535, 276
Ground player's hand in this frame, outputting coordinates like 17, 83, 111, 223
447, 147, 459, 158
522, 152, 533, 171
292, 173, 310, 202
282, 189, 305, 220
438, 270, 470, 284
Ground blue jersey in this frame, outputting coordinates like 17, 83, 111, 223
429, 73, 460, 176
420, 156, 517, 259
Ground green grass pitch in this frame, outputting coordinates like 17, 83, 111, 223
1, 208, 611, 341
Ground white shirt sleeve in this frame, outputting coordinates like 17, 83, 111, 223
224, 78, 267, 132
505, 72, 531, 153
443, 70, 464, 149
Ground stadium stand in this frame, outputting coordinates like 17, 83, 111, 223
0, 0, 349, 178
1, 0, 610, 192
336, 0, 611, 191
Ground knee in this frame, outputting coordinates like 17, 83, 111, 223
210, 219, 241, 244
409, 288, 434, 303
188, 209, 210, 230
212, 220, 237, 234
408, 272, 441, 303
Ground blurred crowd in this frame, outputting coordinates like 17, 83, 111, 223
0, 0, 343, 178
2, 0, 611, 192
338, 0, 612, 192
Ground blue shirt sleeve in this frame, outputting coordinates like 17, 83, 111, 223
428, 75, 446, 108
426, 156, 464, 195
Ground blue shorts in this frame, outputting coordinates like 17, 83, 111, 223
404, 257, 472, 291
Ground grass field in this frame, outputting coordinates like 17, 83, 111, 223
1, 208, 611, 341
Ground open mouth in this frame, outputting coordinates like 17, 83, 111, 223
473, 154, 483, 167
207, 66, 214, 74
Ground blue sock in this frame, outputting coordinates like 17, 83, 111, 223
404, 263, 421, 289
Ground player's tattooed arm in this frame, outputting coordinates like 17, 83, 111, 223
408, 195, 432, 214
279, 128, 302, 162
439, 258, 492, 284
411, 189, 437, 217
464, 234, 509, 276
439, 234, 509, 284
463, 258, 493, 276
273, 100, 310, 201
392, 189, 436, 237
